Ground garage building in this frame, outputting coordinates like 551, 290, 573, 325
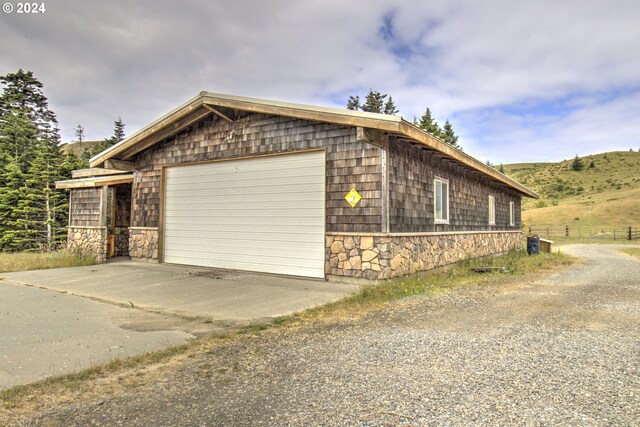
56, 92, 537, 280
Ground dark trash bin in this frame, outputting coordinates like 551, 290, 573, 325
527, 236, 540, 255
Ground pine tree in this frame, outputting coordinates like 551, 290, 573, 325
91, 117, 126, 157
383, 96, 399, 115
347, 90, 399, 115
441, 120, 460, 148
74, 124, 84, 142
571, 155, 584, 171
417, 108, 442, 137
362, 90, 386, 113
0, 69, 66, 251
346, 96, 360, 111
0, 156, 28, 251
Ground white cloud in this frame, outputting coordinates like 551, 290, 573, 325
0, 0, 638, 163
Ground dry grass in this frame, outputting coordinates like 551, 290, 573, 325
503, 151, 640, 227
0, 251, 95, 273
619, 248, 640, 259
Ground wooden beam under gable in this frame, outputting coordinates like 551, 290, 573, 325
116, 107, 212, 160
356, 127, 386, 147
104, 159, 135, 171
204, 105, 234, 122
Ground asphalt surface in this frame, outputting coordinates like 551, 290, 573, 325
6, 244, 640, 426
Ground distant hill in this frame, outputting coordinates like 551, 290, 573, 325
503, 151, 640, 227
60, 140, 102, 157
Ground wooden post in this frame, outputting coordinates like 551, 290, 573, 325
630, 226, 633, 241
565, 225, 569, 237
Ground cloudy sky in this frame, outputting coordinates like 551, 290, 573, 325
1, 0, 639, 163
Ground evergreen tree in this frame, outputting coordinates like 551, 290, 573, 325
571, 155, 584, 171
74, 124, 84, 142
0, 156, 28, 251
346, 90, 399, 115
346, 96, 360, 111
383, 96, 399, 115
90, 117, 126, 157
362, 90, 386, 113
441, 120, 460, 148
0, 69, 66, 251
417, 108, 442, 137
112, 117, 125, 144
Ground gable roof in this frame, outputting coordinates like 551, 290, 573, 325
90, 92, 538, 198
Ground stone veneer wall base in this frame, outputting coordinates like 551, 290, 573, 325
128, 227, 159, 261
66, 226, 108, 263
325, 231, 522, 280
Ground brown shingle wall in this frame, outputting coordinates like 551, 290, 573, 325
69, 188, 101, 226
132, 113, 382, 232
389, 141, 522, 232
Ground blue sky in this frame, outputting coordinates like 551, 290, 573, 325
1, 0, 639, 163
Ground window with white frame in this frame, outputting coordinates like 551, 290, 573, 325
434, 178, 449, 224
488, 195, 496, 225
509, 201, 515, 226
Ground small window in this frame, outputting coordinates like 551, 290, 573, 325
488, 195, 496, 225
509, 201, 515, 226
434, 178, 449, 224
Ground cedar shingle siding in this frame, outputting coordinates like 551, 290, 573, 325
129, 112, 521, 234
388, 141, 522, 232
69, 188, 101, 226
131, 113, 382, 232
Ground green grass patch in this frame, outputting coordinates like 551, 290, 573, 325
297, 249, 573, 318
0, 251, 95, 273
0, 249, 574, 416
619, 248, 640, 258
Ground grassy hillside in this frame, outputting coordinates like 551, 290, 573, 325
503, 151, 640, 227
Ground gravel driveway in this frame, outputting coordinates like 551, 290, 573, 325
10, 244, 640, 426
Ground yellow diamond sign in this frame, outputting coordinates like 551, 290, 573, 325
345, 188, 362, 208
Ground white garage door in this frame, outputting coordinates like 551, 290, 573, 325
163, 151, 326, 278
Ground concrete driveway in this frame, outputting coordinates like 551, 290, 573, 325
1, 259, 359, 320
0, 260, 358, 390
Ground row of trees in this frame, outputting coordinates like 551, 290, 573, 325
346, 89, 460, 148
0, 69, 123, 252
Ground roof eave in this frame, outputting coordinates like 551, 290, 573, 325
88, 91, 538, 199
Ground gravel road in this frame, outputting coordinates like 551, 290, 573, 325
10, 244, 640, 426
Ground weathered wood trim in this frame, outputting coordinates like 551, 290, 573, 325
72, 168, 131, 178
104, 159, 135, 171
90, 96, 207, 167
128, 226, 159, 231
158, 165, 166, 263
117, 108, 212, 161
67, 226, 108, 230
159, 147, 327, 170
98, 186, 109, 227
204, 104, 234, 122
56, 174, 134, 189
326, 230, 523, 237
381, 135, 390, 233
356, 127, 386, 148
397, 121, 538, 198
87, 92, 536, 198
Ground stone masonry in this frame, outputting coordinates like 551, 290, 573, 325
128, 227, 159, 260
67, 226, 107, 263
326, 231, 522, 280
